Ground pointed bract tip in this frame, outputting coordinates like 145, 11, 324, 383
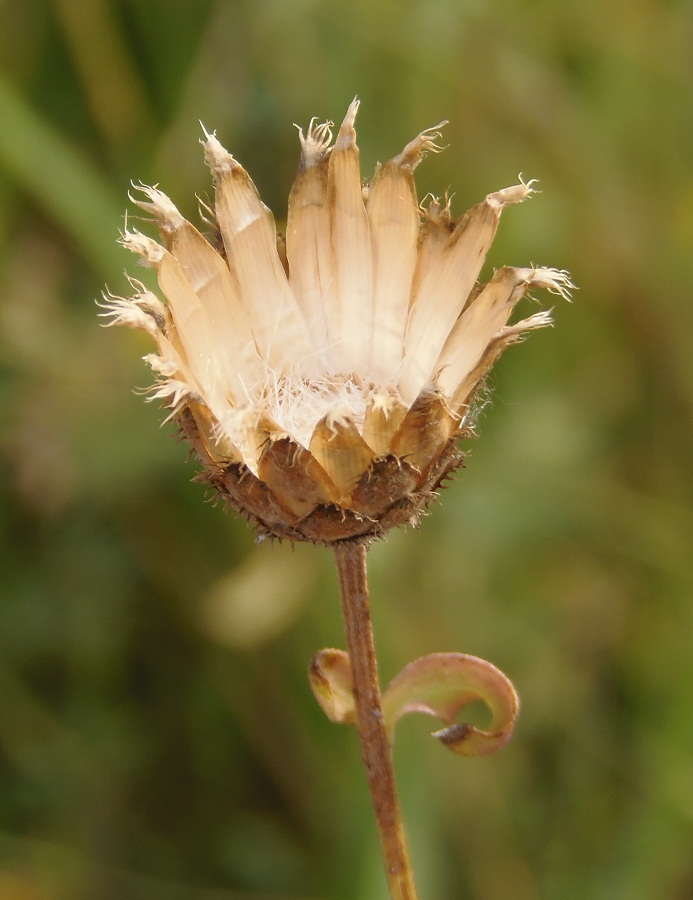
295, 117, 334, 168
498, 309, 556, 344
147, 379, 197, 418
368, 390, 400, 416
324, 407, 356, 435
119, 229, 165, 266
515, 309, 555, 331
97, 289, 160, 336
393, 121, 448, 171
334, 98, 360, 151
523, 266, 575, 300
421, 193, 454, 229
129, 183, 185, 233
144, 354, 179, 378
201, 130, 238, 178
487, 175, 539, 208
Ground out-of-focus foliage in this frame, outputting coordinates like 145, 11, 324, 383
1, 1, 692, 897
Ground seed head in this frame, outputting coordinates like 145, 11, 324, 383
102, 101, 573, 543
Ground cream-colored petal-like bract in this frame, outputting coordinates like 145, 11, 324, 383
399, 180, 535, 404
327, 99, 373, 374
203, 132, 313, 377
286, 119, 335, 359
120, 231, 226, 403
133, 185, 265, 396
366, 161, 417, 378
367, 124, 446, 383
435, 266, 572, 403
448, 308, 556, 413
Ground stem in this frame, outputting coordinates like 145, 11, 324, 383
333, 541, 418, 900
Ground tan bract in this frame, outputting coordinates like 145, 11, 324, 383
102, 100, 572, 543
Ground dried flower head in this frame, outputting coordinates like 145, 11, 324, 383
102, 99, 572, 543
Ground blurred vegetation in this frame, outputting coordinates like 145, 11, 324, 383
1, 0, 692, 898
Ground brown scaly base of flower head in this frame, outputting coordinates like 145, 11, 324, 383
178, 401, 469, 544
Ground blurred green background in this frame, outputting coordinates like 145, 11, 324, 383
1, 0, 692, 898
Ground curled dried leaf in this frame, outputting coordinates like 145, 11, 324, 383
381, 652, 519, 756
308, 648, 355, 724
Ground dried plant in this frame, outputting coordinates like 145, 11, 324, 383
102, 99, 572, 899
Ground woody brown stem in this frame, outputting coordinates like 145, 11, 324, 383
333, 540, 418, 900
